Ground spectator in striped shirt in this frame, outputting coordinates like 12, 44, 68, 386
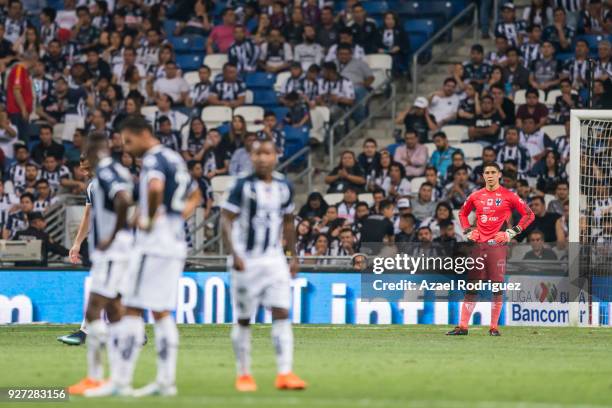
186, 65, 212, 113
495, 126, 531, 175
2, 192, 34, 239
494, 3, 526, 48
520, 25, 543, 69
33, 179, 57, 213
543, 7, 575, 52
227, 25, 259, 73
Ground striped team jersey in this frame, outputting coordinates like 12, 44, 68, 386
88, 157, 133, 254
222, 172, 294, 259
0, 193, 18, 228
139, 145, 191, 239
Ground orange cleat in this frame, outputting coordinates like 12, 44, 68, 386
275, 372, 307, 390
68, 378, 104, 395
235, 374, 257, 392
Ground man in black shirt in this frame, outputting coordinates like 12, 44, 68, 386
523, 230, 558, 260
395, 96, 437, 143
348, 3, 379, 54
468, 95, 502, 145
463, 44, 492, 86
14, 212, 69, 267
31, 124, 64, 164
395, 213, 417, 243
359, 199, 395, 243
0, 23, 16, 61
517, 196, 560, 242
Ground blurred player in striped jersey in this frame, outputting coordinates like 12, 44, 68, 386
221, 138, 307, 392
86, 116, 201, 397
67, 132, 134, 395
448, 162, 534, 336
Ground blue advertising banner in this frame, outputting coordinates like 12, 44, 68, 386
0, 270, 605, 326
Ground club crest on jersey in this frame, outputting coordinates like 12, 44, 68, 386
495, 198, 502, 206
487, 198, 493, 206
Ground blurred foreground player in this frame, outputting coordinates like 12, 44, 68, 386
448, 162, 534, 336
68, 132, 133, 395
86, 116, 201, 397
57, 156, 92, 346
221, 138, 307, 392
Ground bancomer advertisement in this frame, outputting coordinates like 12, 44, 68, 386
0, 270, 606, 326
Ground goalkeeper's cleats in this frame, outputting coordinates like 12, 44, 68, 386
68, 377, 104, 395
132, 382, 177, 397
489, 328, 501, 336
57, 330, 86, 346
275, 372, 307, 390
235, 374, 257, 392
446, 326, 469, 335
83, 382, 133, 397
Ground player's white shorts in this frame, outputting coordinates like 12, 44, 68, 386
121, 219, 187, 312
231, 255, 291, 321
88, 230, 133, 299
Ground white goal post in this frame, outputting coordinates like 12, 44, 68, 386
569, 109, 612, 326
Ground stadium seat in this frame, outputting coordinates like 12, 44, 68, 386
576, 34, 610, 51
184, 71, 200, 86
176, 54, 203, 71
274, 71, 291, 92
324, 193, 344, 205
203, 54, 228, 71
545, 89, 562, 106
410, 176, 426, 192
544, 194, 556, 208
403, 19, 435, 37
365, 54, 392, 92
455, 143, 483, 160
424, 142, 436, 156
171, 36, 193, 53
440, 125, 468, 143
253, 90, 278, 107
312, 106, 330, 124
234, 106, 264, 125
542, 124, 566, 140
211, 175, 235, 204
163, 20, 178, 37
284, 126, 310, 144
141, 105, 159, 118
358, 193, 374, 206
245, 72, 276, 89
201, 106, 233, 128
362, 1, 388, 16
210, 68, 222, 82
247, 124, 264, 132
271, 106, 289, 123
52, 123, 65, 143
386, 142, 400, 157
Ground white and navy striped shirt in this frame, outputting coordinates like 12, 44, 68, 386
222, 172, 294, 259
280, 75, 305, 96
0, 193, 18, 228
494, 21, 527, 47
521, 42, 541, 69
40, 165, 71, 193
89, 157, 133, 254
189, 81, 211, 107
495, 142, 531, 174
563, 58, 590, 89
228, 39, 260, 73
554, 0, 581, 12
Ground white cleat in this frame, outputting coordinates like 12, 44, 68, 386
83, 382, 133, 398
132, 382, 177, 398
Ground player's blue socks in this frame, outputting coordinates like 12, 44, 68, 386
231, 324, 252, 375
153, 316, 179, 387
86, 319, 107, 381
271, 319, 293, 375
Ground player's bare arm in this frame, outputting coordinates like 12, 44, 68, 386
96, 190, 132, 251
181, 188, 202, 220
283, 213, 298, 278
69, 204, 91, 263
220, 209, 244, 271
142, 178, 163, 232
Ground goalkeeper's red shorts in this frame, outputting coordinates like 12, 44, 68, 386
467, 244, 508, 282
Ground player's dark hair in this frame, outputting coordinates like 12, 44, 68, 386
471, 44, 484, 54
35, 179, 49, 187
438, 219, 453, 229
119, 115, 154, 135
444, 77, 457, 86
525, 88, 539, 98
157, 115, 171, 125
187, 160, 201, 171
529, 196, 545, 205
39, 124, 53, 133
21, 193, 35, 202
264, 110, 276, 119
372, 187, 385, 197
432, 131, 447, 139
41, 7, 57, 21
483, 146, 496, 154
356, 201, 369, 210
528, 229, 545, 240
363, 138, 377, 146
420, 181, 434, 189
556, 180, 569, 189
482, 162, 501, 173
517, 179, 529, 187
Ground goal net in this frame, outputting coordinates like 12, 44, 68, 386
569, 110, 612, 326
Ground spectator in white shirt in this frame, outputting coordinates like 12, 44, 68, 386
152, 61, 190, 105
294, 24, 324, 71
428, 77, 461, 126
112, 47, 146, 85
146, 93, 189, 133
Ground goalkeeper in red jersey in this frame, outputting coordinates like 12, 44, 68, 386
447, 162, 534, 336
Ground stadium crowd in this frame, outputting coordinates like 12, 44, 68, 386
0, 0, 609, 264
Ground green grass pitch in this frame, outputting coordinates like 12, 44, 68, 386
1, 324, 612, 408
